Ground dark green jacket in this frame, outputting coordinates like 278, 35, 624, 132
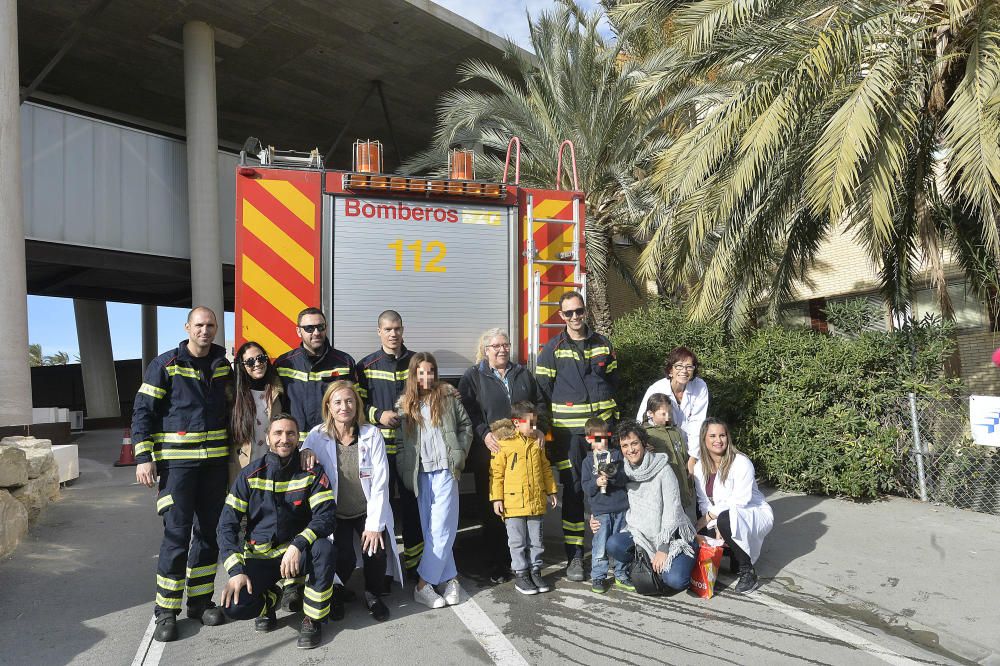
395, 391, 473, 496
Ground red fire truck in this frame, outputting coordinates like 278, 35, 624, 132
234, 138, 585, 375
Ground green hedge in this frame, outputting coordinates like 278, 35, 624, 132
611, 299, 957, 499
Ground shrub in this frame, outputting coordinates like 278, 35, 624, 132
611, 300, 956, 499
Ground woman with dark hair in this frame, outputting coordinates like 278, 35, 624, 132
693, 418, 773, 594
230, 341, 286, 479
396, 352, 473, 609
635, 346, 710, 475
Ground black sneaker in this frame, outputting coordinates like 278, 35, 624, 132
513, 572, 538, 595
530, 569, 550, 593
297, 617, 321, 649
330, 584, 346, 621
734, 565, 760, 594
187, 601, 226, 626
254, 608, 277, 633
366, 596, 390, 622
152, 614, 178, 642
566, 557, 585, 582
280, 584, 303, 612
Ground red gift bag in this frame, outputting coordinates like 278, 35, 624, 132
689, 537, 724, 599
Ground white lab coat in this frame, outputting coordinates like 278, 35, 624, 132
635, 377, 710, 458
302, 423, 403, 585
693, 453, 773, 563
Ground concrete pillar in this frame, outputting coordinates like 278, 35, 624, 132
73, 299, 120, 419
183, 20, 225, 344
0, 0, 32, 427
141, 304, 158, 370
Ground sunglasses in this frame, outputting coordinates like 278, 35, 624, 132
242, 354, 269, 368
561, 307, 586, 319
299, 323, 327, 334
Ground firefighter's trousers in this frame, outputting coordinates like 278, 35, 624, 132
153, 464, 227, 617
549, 429, 585, 561
223, 538, 336, 622
388, 452, 423, 572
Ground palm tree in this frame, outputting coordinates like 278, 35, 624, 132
43, 351, 70, 366
616, 0, 1000, 331
28, 343, 42, 367
404, 2, 671, 333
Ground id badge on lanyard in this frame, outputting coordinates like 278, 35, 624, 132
359, 445, 373, 480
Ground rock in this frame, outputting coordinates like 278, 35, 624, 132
41, 463, 60, 502
1, 436, 52, 450
12, 476, 50, 523
0, 447, 28, 488
0, 490, 29, 558
22, 448, 57, 480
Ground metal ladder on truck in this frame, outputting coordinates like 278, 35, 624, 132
513, 139, 585, 371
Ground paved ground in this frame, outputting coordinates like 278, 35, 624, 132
1, 428, 998, 665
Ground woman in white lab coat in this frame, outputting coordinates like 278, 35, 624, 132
693, 418, 773, 595
301, 380, 403, 622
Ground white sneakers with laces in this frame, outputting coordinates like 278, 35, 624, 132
442, 578, 461, 606
414, 583, 446, 609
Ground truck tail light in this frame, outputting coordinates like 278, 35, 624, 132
353, 139, 383, 174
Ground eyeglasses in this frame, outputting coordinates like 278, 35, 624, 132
299, 323, 327, 334
561, 307, 586, 319
487, 343, 511, 351
242, 354, 269, 368
672, 363, 696, 372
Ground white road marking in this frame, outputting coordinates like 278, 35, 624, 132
130, 614, 164, 666
450, 582, 530, 665
753, 592, 920, 666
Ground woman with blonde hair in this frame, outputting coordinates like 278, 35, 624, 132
693, 418, 773, 594
300, 380, 402, 622
458, 328, 548, 583
396, 352, 473, 608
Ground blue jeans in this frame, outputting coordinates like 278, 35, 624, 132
590, 511, 628, 582
605, 531, 696, 591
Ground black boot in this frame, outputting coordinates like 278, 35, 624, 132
152, 614, 178, 642
297, 617, 322, 649
330, 584, 346, 621
187, 600, 226, 626
734, 564, 760, 594
280, 584, 303, 612
254, 607, 277, 633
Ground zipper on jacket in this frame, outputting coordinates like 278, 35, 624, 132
510, 452, 517, 470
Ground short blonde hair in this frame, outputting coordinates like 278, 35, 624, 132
321, 380, 367, 433
476, 327, 510, 363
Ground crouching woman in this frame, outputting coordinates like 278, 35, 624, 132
603, 420, 697, 592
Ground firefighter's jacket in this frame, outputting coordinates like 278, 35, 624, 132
218, 451, 336, 577
275, 342, 360, 438
131, 341, 232, 467
535, 327, 619, 431
488, 421, 558, 518
358, 345, 413, 453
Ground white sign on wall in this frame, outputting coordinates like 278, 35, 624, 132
969, 395, 1000, 446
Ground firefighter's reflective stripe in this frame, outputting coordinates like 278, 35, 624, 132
298, 528, 318, 545
151, 429, 228, 444
245, 542, 289, 559
139, 383, 166, 399
151, 445, 229, 462
226, 494, 248, 512
187, 563, 218, 579
536, 365, 556, 378
552, 409, 617, 429
156, 574, 184, 591
212, 366, 231, 379
247, 476, 315, 493
551, 400, 617, 414
155, 593, 182, 609
277, 367, 353, 382
185, 582, 214, 597
555, 459, 573, 471
134, 440, 154, 456
224, 552, 245, 573
403, 542, 424, 569
309, 490, 334, 509
166, 365, 201, 380
303, 585, 333, 602
156, 494, 175, 513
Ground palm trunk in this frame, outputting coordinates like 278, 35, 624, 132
587, 273, 613, 335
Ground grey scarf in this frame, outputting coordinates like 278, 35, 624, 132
624, 452, 696, 568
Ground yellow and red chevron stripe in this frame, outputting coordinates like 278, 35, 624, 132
235, 170, 322, 356
519, 189, 586, 360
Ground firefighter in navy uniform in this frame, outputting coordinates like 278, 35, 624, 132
218, 413, 336, 649
535, 292, 619, 582
274, 306, 359, 608
132, 306, 233, 643
357, 310, 422, 577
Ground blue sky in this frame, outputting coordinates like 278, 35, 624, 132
27, 1, 604, 361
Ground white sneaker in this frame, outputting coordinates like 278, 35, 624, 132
442, 578, 461, 606
414, 583, 446, 609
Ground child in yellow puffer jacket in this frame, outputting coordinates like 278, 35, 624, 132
490, 401, 558, 596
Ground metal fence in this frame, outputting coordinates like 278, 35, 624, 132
891, 393, 1000, 515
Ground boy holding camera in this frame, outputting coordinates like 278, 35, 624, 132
490, 402, 559, 595
579, 419, 630, 593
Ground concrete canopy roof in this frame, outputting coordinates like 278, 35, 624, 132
18, 0, 521, 172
